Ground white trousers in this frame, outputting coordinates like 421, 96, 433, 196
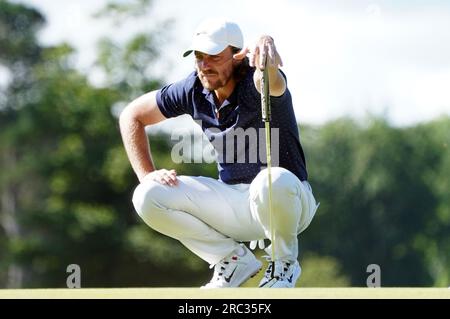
132, 167, 318, 266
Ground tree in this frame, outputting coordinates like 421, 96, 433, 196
302, 116, 450, 286
0, 0, 45, 287
407, 116, 450, 286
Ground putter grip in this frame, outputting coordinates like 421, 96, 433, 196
261, 64, 271, 122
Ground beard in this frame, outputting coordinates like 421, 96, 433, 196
197, 65, 234, 91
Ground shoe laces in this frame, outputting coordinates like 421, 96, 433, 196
262, 256, 292, 281
210, 255, 239, 282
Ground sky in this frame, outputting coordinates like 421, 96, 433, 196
8, 0, 450, 127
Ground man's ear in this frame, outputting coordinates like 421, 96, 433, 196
232, 57, 242, 67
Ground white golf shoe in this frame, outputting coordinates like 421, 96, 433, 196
201, 245, 262, 288
258, 259, 301, 288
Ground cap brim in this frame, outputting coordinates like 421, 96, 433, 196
183, 50, 194, 58
182, 35, 227, 57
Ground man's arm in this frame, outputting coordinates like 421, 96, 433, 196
119, 91, 178, 186
233, 35, 286, 97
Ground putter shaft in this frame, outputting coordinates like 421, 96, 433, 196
260, 61, 275, 262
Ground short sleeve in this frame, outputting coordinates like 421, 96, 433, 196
156, 72, 196, 118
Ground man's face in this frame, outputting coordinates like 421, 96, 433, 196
194, 47, 236, 91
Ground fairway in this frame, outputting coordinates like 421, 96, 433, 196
0, 288, 449, 299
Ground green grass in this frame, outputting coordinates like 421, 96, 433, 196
0, 288, 448, 299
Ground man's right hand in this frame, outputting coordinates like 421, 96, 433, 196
141, 169, 179, 187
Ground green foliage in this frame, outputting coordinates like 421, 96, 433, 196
298, 253, 351, 287
93, 0, 171, 100
94, 0, 153, 24
0, 0, 44, 65
302, 116, 450, 286
96, 34, 161, 97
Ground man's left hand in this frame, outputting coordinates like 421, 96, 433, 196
233, 35, 283, 70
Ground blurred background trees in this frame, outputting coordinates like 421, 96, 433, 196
0, 0, 449, 288
301, 117, 450, 286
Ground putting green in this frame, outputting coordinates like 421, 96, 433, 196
0, 288, 448, 299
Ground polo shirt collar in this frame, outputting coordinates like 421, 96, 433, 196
202, 86, 238, 109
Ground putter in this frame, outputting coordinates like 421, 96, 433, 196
260, 56, 276, 270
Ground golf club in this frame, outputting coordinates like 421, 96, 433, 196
260, 56, 275, 268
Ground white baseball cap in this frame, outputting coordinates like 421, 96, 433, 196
183, 19, 244, 57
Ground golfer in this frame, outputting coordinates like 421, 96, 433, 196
119, 18, 318, 288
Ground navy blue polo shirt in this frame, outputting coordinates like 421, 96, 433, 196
156, 68, 308, 185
